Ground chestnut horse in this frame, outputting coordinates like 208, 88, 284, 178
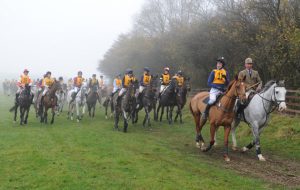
190, 77, 247, 161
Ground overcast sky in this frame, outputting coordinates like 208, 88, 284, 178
0, 0, 145, 79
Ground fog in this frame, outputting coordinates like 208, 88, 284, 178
0, 0, 145, 80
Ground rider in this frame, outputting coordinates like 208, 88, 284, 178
88, 74, 99, 95
72, 71, 85, 101
160, 67, 171, 95
202, 57, 230, 120
117, 69, 134, 102
172, 70, 185, 88
136, 67, 152, 102
111, 74, 122, 97
236, 57, 263, 118
15, 69, 33, 103
99, 75, 105, 90
40, 71, 54, 105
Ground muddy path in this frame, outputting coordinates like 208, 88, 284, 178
196, 146, 300, 188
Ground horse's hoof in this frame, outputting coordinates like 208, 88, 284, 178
224, 155, 231, 162
213, 143, 218, 147
196, 142, 201, 148
71, 117, 73, 121
258, 154, 266, 161
105, 116, 108, 119
77, 119, 80, 123
232, 146, 238, 151
242, 147, 249, 152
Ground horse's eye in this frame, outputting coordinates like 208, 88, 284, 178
276, 91, 279, 94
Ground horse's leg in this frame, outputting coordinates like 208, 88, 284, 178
123, 111, 128, 133
44, 108, 48, 124
50, 107, 55, 124
153, 102, 157, 121
174, 108, 179, 122
231, 118, 241, 151
24, 107, 30, 124
203, 124, 216, 152
168, 106, 174, 125
114, 108, 119, 130
14, 104, 18, 123
166, 106, 169, 120
105, 103, 108, 119
192, 112, 205, 149
179, 106, 183, 124
143, 107, 148, 127
92, 104, 95, 117
159, 105, 164, 122
76, 102, 80, 122
147, 107, 152, 127
249, 124, 265, 161
88, 104, 91, 117
82, 104, 86, 119
223, 126, 231, 161
20, 107, 24, 125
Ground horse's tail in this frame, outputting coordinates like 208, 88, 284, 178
189, 101, 193, 115
9, 105, 16, 112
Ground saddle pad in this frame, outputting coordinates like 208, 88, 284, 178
202, 97, 209, 104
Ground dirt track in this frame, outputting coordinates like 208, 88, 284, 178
202, 147, 300, 188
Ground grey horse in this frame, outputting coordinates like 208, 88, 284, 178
230, 80, 287, 161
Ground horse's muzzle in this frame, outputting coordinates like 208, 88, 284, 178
278, 102, 287, 112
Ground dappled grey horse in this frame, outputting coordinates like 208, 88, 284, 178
230, 80, 287, 161
67, 83, 87, 122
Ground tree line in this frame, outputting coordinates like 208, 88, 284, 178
98, 0, 300, 88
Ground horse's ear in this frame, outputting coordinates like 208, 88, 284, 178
234, 74, 238, 81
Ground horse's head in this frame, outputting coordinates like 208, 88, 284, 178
233, 76, 247, 104
273, 80, 287, 112
184, 77, 191, 92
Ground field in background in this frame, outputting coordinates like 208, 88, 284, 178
0, 94, 299, 190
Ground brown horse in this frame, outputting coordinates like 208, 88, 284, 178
39, 81, 61, 124
190, 77, 247, 161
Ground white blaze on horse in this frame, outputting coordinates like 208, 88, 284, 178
229, 80, 287, 161
67, 82, 87, 122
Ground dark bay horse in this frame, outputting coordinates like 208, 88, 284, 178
156, 79, 181, 124
39, 81, 61, 124
133, 75, 159, 127
113, 82, 137, 132
174, 77, 191, 123
87, 86, 99, 118
190, 77, 246, 161
10, 84, 32, 125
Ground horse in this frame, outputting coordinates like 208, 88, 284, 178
156, 79, 181, 124
229, 80, 287, 161
133, 75, 159, 127
86, 86, 99, 118
113, 82, 137, 132
56, 84, 67, 116
39, 81, 61, 124
190, 77, 247, 161
9, 84, 32, 125
98, 86, 109, 106
174, 77, 191, 123
103, 91, 116, 119
67, 84, 87, 122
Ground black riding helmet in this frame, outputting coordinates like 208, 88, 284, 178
216, 57, 225, 67
46, 71, 51, 75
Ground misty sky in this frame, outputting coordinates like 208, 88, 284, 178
0, 0, 145, 79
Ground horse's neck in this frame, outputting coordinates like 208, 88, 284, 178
220, 82, 237, 110
256, 85, 274, 111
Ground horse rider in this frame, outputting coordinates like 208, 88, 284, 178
172, 70, 185, 89
202, 57, 230, 120
236, 57, 263, 118
15, 69, 33, 103
110, 74, 122, 97
117, 69, 134, 103
71, 71, 85, 101
159, 67, 171, 96
88, 74, 99, 95
136, 67, 152, 103
40, 71, 55, 105
99, 75, 105, 90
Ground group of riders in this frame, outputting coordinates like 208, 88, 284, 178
12, 55, 261, 120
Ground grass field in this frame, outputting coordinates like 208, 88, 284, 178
0, 94, 299, 190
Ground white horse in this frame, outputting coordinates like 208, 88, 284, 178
229, 80, 287, 161
67, 83, 87, 122
56, 89, 66, 115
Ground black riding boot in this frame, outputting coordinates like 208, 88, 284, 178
202, 104, 212, 120
236, 102, 244, 119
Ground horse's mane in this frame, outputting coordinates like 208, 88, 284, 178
224, 80, 236, 93
260, 80, 276, 93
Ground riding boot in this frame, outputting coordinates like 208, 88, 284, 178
202, 104, 212, 120
116, 96, 121, 105
40, 96, 44, 107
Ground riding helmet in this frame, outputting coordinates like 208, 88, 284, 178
126, 68, 133, 74
164, 67, 170, 71
144, 67, 150, 72
59, 76, 63, 80
216, 57, 225, 66
78, 71, 83, 75
177, 70, 183, 75
23, 69, 29, 73
46, 71, 51, 75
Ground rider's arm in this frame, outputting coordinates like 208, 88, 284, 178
207, 71, 215, 88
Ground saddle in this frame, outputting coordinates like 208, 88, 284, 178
202, 94, 223, 105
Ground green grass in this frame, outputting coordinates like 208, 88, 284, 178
0, 95, 299, 190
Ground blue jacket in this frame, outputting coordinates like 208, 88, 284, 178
207, 69, 230, 91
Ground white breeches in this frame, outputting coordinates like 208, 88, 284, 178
208, 88, 222, 105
